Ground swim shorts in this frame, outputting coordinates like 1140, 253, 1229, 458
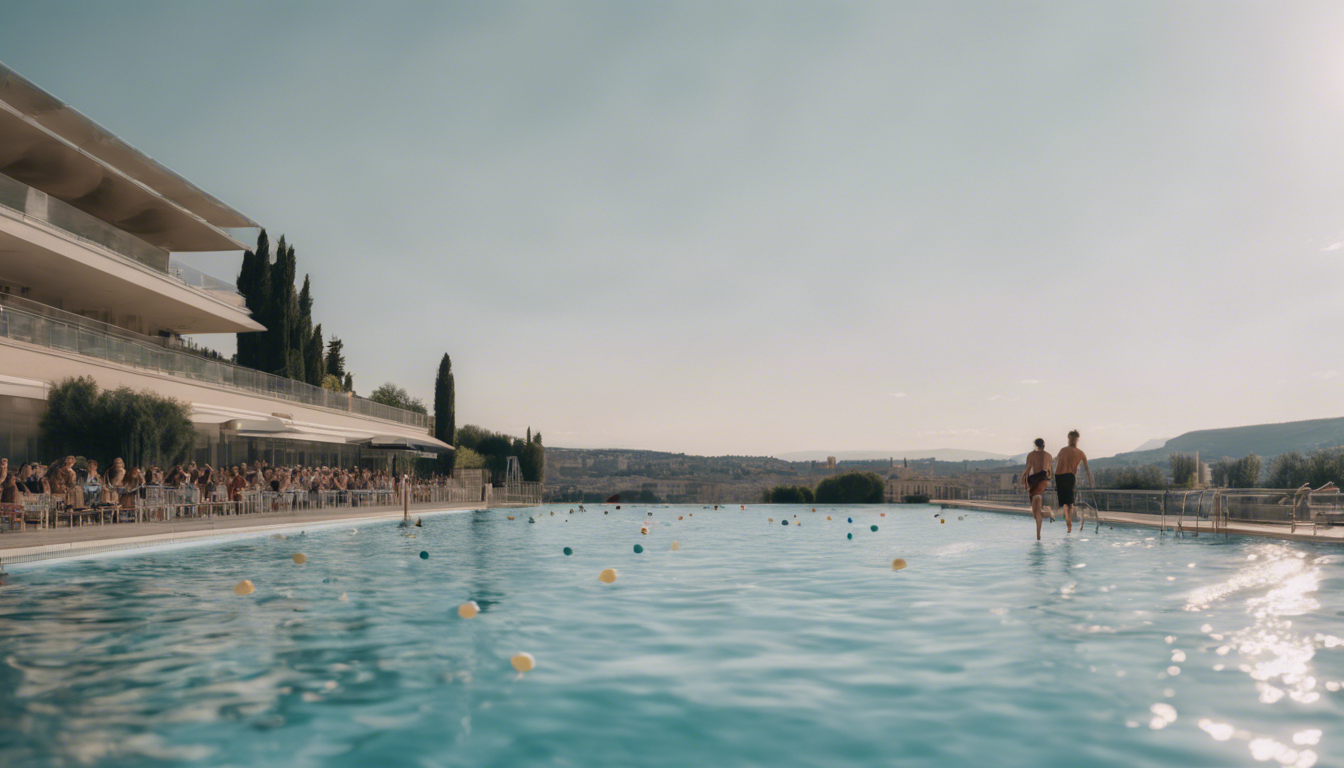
1027, 471, 1049, 499
1055, 472, 1076, 506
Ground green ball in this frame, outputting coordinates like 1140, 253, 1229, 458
633, 544, 644, 554
870, 525, 878, 532
782, 520, 789, 526
563, 547, 573, 556
419, 551, 429, 560
847, 533, 853, 540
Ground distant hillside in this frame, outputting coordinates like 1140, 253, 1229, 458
1097, 417, 1344, 467
775, 449, 1011, 462
1131, 437, 1171, 452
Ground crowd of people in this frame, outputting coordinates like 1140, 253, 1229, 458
0, 455, 405, 514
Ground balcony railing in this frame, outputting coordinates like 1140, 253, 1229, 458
0, 294, 430, 429
0, 170, 170, 273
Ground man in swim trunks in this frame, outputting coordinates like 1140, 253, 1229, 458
1053, 430, 1093, 533
1021, 438, 1053, 540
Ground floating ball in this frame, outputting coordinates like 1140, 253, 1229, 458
419, 551, 429, 560
847, 533, 853, 540
633, 544, 645, 554
940, 519, 945, 524
338, 592, 348, 602
233, 580, 255, 595
782, 520, 789, 526
550, 511, 554, 516
827, 516, 832, 520
880, 513, 886, 517
458, 601, 480, 619
678, 516, 683, 520
598, 568, 618, 584
768, 518, 774, 523
507, 516, 515, 520
511, 652, 535, 672
292, 553, 307, 565
892, 558, 908, 570
870, 525, 878, 532
847, 518, 853, 523
563, 547, 573, 556
671, 541, 681, 551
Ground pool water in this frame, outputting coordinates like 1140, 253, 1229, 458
1, 504, 1341, 767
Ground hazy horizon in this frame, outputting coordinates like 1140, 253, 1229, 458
5, 2, 1344, 459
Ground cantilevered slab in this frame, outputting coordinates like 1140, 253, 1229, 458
0, 62, 254, 251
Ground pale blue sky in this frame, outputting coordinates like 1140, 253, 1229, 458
5, 1, 1344, 458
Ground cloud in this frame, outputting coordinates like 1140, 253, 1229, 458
1020, 379, 1044, 385
1311, 370, 1340, 380
987, 394, 1004, 401
1323, 242, 1344, 252
889, 392, 906, 398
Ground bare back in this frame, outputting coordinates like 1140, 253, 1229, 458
1056, 446, 1087, 475
1024, 450, 1052, 476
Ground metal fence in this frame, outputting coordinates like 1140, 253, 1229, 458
0, 293, 430, 428
966, 486, 1344, 536
1, 480, 543, 531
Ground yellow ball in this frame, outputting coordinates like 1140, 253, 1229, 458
458, 601, 480, 619
511, 652, 535, 672
233, 580, 255, 595
892, 558, 908, 570
670, 541, 681, 551
598, 568, 618, 584
940, 519, 945, 524
292, 553, 307, 564
827, 516, 832, 520
640, 528, 648, 535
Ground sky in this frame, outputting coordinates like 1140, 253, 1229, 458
4, 1, 1344, 460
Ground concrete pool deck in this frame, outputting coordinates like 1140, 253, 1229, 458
937, 499, 1344, 544
0, 501, 534, 567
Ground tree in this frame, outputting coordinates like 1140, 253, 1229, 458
768, 485, 814, 503
1267, 452, 1309, 488
40, 377, 195, 466
453, 447, 486, 469
1096, 465, 1165, 490
370, 383, 427, 414
433, 353, 456, 472
1227, 454, 1262, 489
306, 323, 326, 387
814, 471, 885, 503
325, 336, 347, 379
1169, 453, 1198, 487
321, 374, 344, 392
235, 230, 271, 371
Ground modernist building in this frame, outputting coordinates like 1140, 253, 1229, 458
0, 62, 449, 466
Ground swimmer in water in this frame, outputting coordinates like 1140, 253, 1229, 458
1021, 438, 1054, 541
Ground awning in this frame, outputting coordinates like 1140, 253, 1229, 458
364, 435, 454, 452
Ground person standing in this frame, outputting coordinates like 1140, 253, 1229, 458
1053, 430, 1093, 533
1020, 438, 1054, 540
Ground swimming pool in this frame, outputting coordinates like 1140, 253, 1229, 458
0, 504, 1339, 767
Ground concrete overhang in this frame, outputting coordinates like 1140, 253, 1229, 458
0, 213, 265, 334
0, 62, 255, 251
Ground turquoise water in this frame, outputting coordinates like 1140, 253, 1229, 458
0, 504, 1341, 767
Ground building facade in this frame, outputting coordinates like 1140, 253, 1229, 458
0, 62, 448, 467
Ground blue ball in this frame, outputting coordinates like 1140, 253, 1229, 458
870, 525, 878, 532
782, 520, 789, 526
847, 517, 853, 523
563, 547, 573, 556
419, 551, 429, 560
633, 544, 644, 554
847, 532, 853, 540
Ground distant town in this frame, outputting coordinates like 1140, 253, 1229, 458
544, 448, 1021, 503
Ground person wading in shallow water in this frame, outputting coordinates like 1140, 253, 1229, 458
1020, 438, 1054, 540
1053, 430, 1093, 534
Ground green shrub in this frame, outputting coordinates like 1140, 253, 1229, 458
902, 493, 931, 504
40, 377, 195, 467
768, 485, 815, 503
814, 471, 886, 503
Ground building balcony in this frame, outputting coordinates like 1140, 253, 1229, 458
0, 171, 261, 334
0, 293, 430, 430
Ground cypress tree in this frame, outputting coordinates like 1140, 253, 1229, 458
325, 337, 347, 379
306, 323, 325, 387
433, 353, 456, 472
235, 230, 271, 370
